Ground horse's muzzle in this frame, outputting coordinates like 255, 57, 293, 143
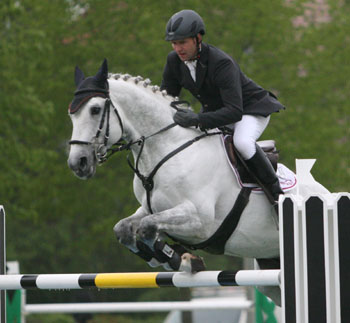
67, 154, 96, 179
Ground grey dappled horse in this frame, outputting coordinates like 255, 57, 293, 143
67, 60, 329, 305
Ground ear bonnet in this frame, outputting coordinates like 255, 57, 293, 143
69, 59, 109, 114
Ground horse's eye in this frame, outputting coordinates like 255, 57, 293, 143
91, 106, 101, 115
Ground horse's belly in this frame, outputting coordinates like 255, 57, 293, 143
224, 195, 280, 258
225, 231, 279, 258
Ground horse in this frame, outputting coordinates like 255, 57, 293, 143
67, 59, 329, 305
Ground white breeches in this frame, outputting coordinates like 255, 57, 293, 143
233, 115, 270, 160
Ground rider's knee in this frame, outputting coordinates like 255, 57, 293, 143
233, 136, 256, 160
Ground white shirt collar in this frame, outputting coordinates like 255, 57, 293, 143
184, 60, 197, 81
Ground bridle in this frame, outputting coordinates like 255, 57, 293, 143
69, 87, 124, 164
69, 88, 221, 213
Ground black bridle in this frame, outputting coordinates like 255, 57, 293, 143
69, 92, 221, 213
69, 88, 124, 164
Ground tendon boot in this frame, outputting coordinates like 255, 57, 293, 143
245, 144, 284, 204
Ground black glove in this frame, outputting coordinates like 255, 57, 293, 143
173, 109, 199, 127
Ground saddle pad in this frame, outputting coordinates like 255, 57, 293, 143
221, 136, 297, 193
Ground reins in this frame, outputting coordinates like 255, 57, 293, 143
127, 127, 221, 214
69, 90, 222, 214
114, 100, 222, 213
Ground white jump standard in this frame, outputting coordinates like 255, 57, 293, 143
279, 192, 350, 323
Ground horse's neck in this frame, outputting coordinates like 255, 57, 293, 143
112, 80, 172, 130
110, 80, 189, 169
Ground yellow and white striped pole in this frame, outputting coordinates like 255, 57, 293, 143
0, 270, 281, 290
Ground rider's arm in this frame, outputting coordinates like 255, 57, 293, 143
198, 58, 243, 129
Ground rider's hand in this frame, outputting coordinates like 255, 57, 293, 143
173, 109, 199, 127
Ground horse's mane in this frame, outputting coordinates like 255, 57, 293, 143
108, 73, 191, 110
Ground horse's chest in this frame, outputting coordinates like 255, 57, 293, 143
133, 177, 174, 212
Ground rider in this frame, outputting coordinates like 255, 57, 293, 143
160, 9, 285, 203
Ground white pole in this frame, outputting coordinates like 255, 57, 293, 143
24, 299, 254, 314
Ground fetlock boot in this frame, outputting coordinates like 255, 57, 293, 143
245, 144, 284, 203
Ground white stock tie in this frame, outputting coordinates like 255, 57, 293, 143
184, 60, 197, 82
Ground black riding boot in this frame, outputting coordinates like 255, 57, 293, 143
245, 144, 283, 203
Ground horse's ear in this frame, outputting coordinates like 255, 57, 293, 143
94, 58, 108, 85
74, 66, 85, 87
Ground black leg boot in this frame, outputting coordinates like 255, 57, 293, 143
245, 144, 284, 203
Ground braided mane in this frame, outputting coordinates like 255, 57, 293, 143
107, 73, 193, 112
108, 73, 176, 101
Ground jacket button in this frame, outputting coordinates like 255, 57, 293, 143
204, 104, 208, 108
197, 94, 201, 98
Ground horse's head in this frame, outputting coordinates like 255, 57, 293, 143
67, 59, 123, 179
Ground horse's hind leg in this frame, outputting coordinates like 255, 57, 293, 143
255, 258, 281, 306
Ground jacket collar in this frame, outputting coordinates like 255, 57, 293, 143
180, 42, 209, 90
195, 42, 209, 89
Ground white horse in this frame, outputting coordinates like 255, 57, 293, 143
67, 60, 329, 304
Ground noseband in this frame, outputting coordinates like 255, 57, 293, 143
69, 88, 124, 164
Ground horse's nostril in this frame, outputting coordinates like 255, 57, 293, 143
79, 157, 87, 169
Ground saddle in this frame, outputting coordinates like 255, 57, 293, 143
223, 135, 279, 186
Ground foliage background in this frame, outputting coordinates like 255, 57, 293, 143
0, 0, 349, 322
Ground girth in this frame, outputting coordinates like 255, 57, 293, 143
168, 187, 252, 254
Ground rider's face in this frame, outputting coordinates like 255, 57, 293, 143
171, 36, 199, 61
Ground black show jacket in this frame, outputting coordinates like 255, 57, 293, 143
160, 43, 285, 129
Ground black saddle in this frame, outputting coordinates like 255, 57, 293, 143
223, 135, 279, 185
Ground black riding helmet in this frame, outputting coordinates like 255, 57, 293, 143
165, 10, 205, 41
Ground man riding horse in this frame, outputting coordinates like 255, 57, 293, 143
161, 9, 285, 203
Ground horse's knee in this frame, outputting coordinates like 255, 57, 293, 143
113, 220, 135, 247
137, 219, 158, 244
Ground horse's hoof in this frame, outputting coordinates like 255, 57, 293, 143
179, 253, 206, 273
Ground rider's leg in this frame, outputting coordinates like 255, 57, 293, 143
245, 144, 283, 203
233, 115, 283, 203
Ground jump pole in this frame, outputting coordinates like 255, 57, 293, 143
24, 298, 254, 314
0, 270, 280, 290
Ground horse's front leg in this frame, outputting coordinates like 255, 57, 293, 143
113, 207, 173, 269
113, 206, 148, 251
137, 202, 210, 273
113, 207, 156, 264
